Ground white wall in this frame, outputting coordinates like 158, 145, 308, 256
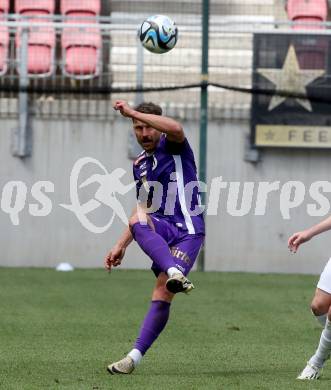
206, 120, 331, 275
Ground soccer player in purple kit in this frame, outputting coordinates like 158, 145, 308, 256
105, 100, 205, 375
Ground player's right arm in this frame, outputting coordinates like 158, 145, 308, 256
288, 215, 331, 253
113, 100, 185, 143
104, 227, 133, 271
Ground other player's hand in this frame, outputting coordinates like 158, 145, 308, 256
288, 230, 312, 253
113, 100, 134, 118
104, 245, 126, 272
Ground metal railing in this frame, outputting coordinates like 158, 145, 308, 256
0, 15, 330, 121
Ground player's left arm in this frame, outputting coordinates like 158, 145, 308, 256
114, 100, 185, 143
288, 214, 331, 253
104, 227, 133, 271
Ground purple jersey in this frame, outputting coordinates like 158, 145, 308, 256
133, 134, 205, 235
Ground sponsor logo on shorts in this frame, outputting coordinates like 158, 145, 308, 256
175, 264, 185, 273
171, 247, 191, 265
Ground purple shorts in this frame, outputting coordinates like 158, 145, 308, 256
150, 215, 205, 277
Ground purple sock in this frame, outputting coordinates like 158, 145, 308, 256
131, 222, 177, 273
134, 300, 171, 355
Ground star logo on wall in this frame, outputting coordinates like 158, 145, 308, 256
264, 130, 275, 141
257, 45, 324, 112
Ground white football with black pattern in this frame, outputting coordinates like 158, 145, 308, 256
139, 15, 178, 54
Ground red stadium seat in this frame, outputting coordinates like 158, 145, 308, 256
0, 18, 9, 75
286, 0, 328, 29
0, 1, 9, 75
15, 1, 56, 76
15, 0, 54, 14
286, 0, 328, 70
295, 39, 328, 70
61, 0, 102, 79
61, 0, 101, 16
0, 0, 9, 13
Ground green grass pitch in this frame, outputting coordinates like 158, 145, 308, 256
0, 268, 330, 389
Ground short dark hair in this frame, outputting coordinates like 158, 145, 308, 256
134, 102, 162, 116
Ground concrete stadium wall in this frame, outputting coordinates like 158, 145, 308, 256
0, 114, 330, 275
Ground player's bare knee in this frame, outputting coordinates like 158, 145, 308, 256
128, 210, 154, 231
152, 284, 174, 302
311, 300, 329, 316
153, 274, 174, 302
128, 212, 140, 228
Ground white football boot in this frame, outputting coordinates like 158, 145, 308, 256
166, 273, 194, 294
297, 362, 321, 380
107, 356, 135, 375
